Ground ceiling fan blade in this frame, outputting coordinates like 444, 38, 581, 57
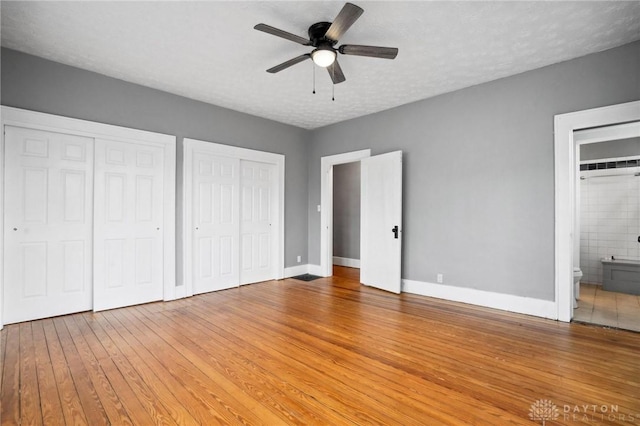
327, 60, 346, 84
266, 54, 311, 73
254, 23, 310, 45
339, 44, 398, 59
325, 3, 364, 42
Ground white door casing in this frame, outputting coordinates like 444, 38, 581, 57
192, 152, 240, 293
360, 151, 403, 294
93, 138, 165, 311
240, 160, 277, 285
554, 100, 640, 322
3, 126, 94, 324
182, 138, 285, 297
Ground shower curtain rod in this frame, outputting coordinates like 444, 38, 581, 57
580, 172, 640, 180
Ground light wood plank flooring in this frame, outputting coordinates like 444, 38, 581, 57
574, 283, 640, 332
2, 267, 639, 425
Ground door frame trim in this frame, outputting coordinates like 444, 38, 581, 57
0, 106, 177, 328
182, 138, 285, 297
319, 149, 371, 277
554, 100, 640, 322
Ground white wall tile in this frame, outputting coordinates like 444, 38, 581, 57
579, 170, 639, 284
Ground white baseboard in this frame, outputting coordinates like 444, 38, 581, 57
284, 264, 309, 278
308, 264, 323, 276
333, 256, 361, 268
402, 279, 557, 319
283, 264, 325, 278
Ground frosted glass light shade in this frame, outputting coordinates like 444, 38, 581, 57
311, 48, 336, 67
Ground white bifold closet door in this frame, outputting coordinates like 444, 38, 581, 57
191, 152, 276, 294
3, 126, 94, 324
93, 139, 165, 311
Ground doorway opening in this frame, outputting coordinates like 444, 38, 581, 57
319, 149, 370, 277
320, 149, 403, 294
573, 122, 640, 332
332, 161, 361, 281
554, 100, 640, 322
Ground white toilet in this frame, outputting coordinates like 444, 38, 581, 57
573, 267, 583, 308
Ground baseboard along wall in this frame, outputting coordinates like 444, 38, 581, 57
332, 257, 361, 268
402, 279, 557, 319
283, 265, 556, 319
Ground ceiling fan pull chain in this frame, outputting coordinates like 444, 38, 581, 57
332, 67, 335, 101
312, 63, 316, 94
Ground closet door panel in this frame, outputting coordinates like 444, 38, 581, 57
240, 160, 276, 285
192, 153, 240, 293
3, 126, 93, 324
93, 138, 164, 311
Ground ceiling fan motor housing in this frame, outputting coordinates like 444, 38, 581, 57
308, 22, 336, 46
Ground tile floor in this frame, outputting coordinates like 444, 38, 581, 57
573, 283, 640, 332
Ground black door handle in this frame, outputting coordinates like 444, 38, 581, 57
391, 225, 399, 239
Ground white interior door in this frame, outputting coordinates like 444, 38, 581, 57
93, 138, 164, 311
3, 126, 93, 324
240, 160, 276, 285
360, 151, 403, 293
192, 153, 240, 294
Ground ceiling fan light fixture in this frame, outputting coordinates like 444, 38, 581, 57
311, 47, 336, 67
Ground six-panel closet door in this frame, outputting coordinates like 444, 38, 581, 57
3, 125, 169, 324
3, 126, 94, 324
190, 151, 278, 294
240, 160, 276, 285
192, 153, 240, 294
93, 138, 165, 311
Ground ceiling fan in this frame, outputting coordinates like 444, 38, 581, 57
254, 2, 398, 84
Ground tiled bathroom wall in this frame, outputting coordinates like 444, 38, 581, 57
579, 160, 640, 284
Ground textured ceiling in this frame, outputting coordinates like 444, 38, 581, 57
2, 1, 639, 129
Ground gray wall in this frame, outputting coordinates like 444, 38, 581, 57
332, 161, 360, 260
3, 40, 640, 302
581, 137, 640, 161
1, 48, 311, 285
308, 41, 640, 301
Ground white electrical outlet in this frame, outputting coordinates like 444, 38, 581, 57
297, 255, 301, 263
437, 273, 443, 284
317, 205, 321, 212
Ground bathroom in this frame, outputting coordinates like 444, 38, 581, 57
574, 128, 640, 331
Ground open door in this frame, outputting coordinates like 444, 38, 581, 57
360, 151, 402, 293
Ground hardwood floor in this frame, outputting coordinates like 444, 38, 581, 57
332, 264, 360, 281
2, 267, 639, 425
